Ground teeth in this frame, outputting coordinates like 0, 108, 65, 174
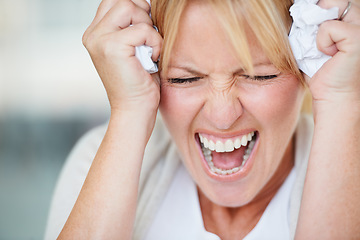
208, 140, 215, 151
241, 135, 248, 146
203, 148, 211, 157
199, 134, 203, 143
199, 131, 255, 153
199, 131, 257, 175
215, 141, 225, 153
208, 160, 214, 167
203, 137, 209, 148
224, 139, 234, 152
248, 139, 255, 149
247, 133, 252, 141
234, 138, 241, 149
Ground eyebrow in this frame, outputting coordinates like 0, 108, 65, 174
167, 65, 206, 75
168, 62, 274, 75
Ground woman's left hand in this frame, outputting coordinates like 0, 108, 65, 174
296, 2, 360, 239
307, 0, 360, 112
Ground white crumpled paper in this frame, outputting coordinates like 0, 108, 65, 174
135, 45, 158, 73
135, 0, 158, 73
288, 0, 339, 77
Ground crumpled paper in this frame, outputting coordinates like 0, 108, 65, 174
135, 0, 158, 73
135, 45, 158, 73
288, 0, 339, 77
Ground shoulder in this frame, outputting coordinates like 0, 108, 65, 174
44, 123, 107, 239
44, 116, 172, 239
56, 123, 109, 183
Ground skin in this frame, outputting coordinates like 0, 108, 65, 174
159, 2, 304, 238
58, 0, 360, 239
296, 0, 360, 238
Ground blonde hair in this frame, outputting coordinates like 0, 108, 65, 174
151, 0, 311, 111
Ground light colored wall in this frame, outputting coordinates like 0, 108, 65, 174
0, 0, 109, 118
0, 0, 112, 239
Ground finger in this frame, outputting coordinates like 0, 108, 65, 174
95, 0, 153, 35
120, 23, 162, 59
318, 0, 360, 24
316, 20, 360, 85
87, 0, 119, 34
104, 23, 162, 60
86, 0, 151, 38
131, 0, 151, 13
317, 21, 360, 56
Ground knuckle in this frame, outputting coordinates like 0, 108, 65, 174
82, 30, 90, 47
82, 31, 97, 51
137, 22, 152, 33
97, 0, 112, 14
135, 0, 151, 13
156, 34, 164, 45
144, 2, 151, 13
318, 21, 330, 32
82, 30, 112, 57
120, 0, 137, 15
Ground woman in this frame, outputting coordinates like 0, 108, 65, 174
45, 0, 360, 239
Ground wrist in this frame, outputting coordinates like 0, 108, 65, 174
110, 93, 160, 116
108, 107, 158, 143
110, 104, 159, 119
312, 99, 360, 126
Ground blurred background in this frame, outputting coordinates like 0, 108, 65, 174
0, 0, 111, 238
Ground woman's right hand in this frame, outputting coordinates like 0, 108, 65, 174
58, 3, 163, 238
82, 0, 162, 115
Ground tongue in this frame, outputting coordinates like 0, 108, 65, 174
212, 147, 246, 170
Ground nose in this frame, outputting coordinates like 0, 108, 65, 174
202, 91, 243, 130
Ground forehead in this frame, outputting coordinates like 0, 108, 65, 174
168, 1, 270, 74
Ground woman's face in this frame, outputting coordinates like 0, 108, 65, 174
159, 2, 305, 207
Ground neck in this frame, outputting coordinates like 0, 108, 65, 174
198, 137, 295, 240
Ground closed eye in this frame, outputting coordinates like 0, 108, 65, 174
242, 75, 278, 81
168, 77, 202, 84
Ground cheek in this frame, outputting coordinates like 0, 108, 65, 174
159, 86, 203, 136
242, 78, 304, 126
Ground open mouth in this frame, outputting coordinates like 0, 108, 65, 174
197, 131, 257, 176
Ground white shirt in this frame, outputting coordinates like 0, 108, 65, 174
45, 115, 313, 240
145, 165, 296, 240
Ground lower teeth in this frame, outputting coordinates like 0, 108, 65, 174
201, 136, 256, 175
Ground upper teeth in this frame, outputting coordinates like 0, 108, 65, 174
199, 132, 255, 153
